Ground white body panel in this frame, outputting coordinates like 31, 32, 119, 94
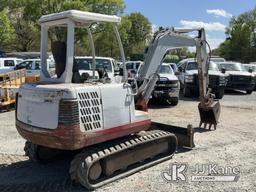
17, 85, 64, 129
17, 83, 148, 131
100, 84, 132, 128
159, 74, 178, 81
159, 64, 178, 81
225, 71, 253, 77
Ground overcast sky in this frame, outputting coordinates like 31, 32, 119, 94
124, 0, 255, 49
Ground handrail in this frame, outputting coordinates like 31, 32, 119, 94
0, 69, 26, 87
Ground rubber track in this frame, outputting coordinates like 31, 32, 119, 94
69, 130, 177, 189
24, 141, 40, 162
24, 141, 63, 163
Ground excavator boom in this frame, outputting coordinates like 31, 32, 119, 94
135, 28, 220, 128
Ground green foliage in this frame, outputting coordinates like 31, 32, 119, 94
216, 7, 256, 63
5, 0, 125, 22
130, 53, 144, 61
125, 12, 152, 56
66, 11, 152, 58
94, 23, 120, 57
213, 41, 231, 60
0, 9, 15, 51
163, 54, 179, 63
0, 0, 152, 59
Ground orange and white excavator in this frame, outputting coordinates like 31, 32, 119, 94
15, 10, 220, 189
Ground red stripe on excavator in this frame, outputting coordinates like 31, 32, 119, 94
84, 119, 152, 146
16, 119, 152, 150
96, 119, 151, 135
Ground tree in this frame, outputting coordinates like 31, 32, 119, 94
0, 9, 15, 51
1, 1, 152, 59
4, 0, 125, 22
216, 7, 256, 63
125, 13, 152, 56
9, 10, 40, 51
164, 54, 179, 63
2, 0, 125, 52
85, 12, 152, 58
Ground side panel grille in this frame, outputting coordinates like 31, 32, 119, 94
77, 90, 103, 132
231, 75, 251, 83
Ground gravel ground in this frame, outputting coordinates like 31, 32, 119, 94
0, 90, 255, 192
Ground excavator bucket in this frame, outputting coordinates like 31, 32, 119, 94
198, 101, 221, 130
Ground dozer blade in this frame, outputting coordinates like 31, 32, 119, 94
149, 121, 195, 148
198, 101, 221, 130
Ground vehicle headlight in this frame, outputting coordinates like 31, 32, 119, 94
185, 75, 194, 83
172, 83, 178, 87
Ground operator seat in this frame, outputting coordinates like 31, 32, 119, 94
51, 41, 82, 83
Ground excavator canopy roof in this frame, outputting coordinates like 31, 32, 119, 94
39, 10, 121, 26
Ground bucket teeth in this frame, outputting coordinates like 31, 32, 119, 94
199, 122, 217, 130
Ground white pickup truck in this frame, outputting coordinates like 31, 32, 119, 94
219, 62, 255, 94
75, 56, 120, 82
0, 57, 23, 74
151, 63, 180, 105
14, 59, 55, 76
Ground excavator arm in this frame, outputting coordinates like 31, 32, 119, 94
135, 28, 220, 129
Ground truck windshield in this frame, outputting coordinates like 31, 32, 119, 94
160, 65, 173, 74
126, 62, 134, 70
220, 63, 246, 72
136, 62, 141, 69
209, 62, 220, 71
244, 65, 256, 72
210, 58, 225, 63
187, 61, 220, 71
186, 62, 197, 70
125, 62, 142, 70
76, 58, 112, 72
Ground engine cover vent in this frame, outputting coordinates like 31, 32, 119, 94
77, 90, 102, 132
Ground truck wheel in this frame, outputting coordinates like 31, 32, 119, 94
183, 85, 191, 97
246, 90, 253, 94
215, 89, 224, 99
168, 97, 179, 106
